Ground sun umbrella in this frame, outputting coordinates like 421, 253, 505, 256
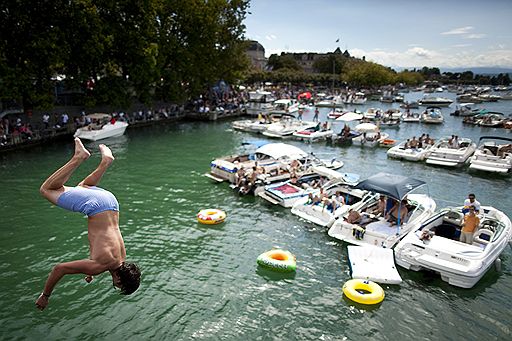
336, 112, 363, 122
355, 122, 378, 132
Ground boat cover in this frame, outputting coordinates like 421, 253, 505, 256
255, 143, 307, 160
355, 172, 425, 200
347, 246, 402, 284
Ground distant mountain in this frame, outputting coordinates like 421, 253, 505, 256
439, 67, 512, 75
393, 66, 512, 75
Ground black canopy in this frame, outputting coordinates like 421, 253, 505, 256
355, 173, 426, 200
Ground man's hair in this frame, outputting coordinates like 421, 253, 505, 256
115, 262, 141, 295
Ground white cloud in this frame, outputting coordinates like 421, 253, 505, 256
441, 26, 473, 35
265, 34, 277, 41
464, 33, 486, 39
348, 47, 512, 68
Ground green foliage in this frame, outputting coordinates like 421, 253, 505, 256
342, 61, 396, 87
267, 54, 302, 71
312, 55, 346, 74
0, 0, 250, 110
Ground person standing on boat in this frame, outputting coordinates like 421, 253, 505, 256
35, 138, 140, 310
460, 206, 480, 244
297, 108, 303, 121
462, 193, 481, 214
313, 107, 319, 122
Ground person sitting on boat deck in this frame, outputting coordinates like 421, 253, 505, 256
419, 133, 426, 144
409, 136, 419, 149
346, 209, 362, 224
254, 162, 265, 175
386, 199, 409, 226
425, 134, 434, 145
288, 159, 301, 178
459, 206, 480, 244
448, 135, 457, 148
35, 138, 140, 311
342, 124, 351, 138
235, 165, 246, 188
322, 121, 329, 131
307, 188, 326, 205
462, 193, 481, 214
498, 144, 512, 157
258, 112, 265, 123
370, 195, 387, 217
403, 139, 411, 149
330, 191, 345, 210
375, 130, 381, 141
454, 135, 460, 148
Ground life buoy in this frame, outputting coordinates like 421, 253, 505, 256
197, 209, 226, 225
257, 249, 296, 272
342, 279, 385, 305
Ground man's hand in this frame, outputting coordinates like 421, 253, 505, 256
35, 293, 49, 311
85, 275, 94, 283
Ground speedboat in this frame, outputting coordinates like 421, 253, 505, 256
74, 113, 128, 141
420, 107, 444, 124
387, 140, 432, 161
258, 166, 352, 208
401, 111, 420, 123
291, 170, 364, 227
469, 136, 512, 173
327, 108, 346, 119
328, 173, 436, 249
344, 92, 367, 105
262, 116, 316, 139
450, 103, 484, 117
426, 136, 477, 167
232, 113, 294, 134
418, 96, 453, 107
394, 206, 512, 288
363, 108, 383, 121
352, 123, 389, 147
476, 112, 506, 127
315, 95, 344, 108
292, 124, 334, 142
270, 99, 300, 114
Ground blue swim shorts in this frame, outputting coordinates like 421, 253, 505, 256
57, 186, 119, 216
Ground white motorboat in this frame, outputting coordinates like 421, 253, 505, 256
469, 136, 512, 173
327, 108, 346, 119
450, 103, 483, 117
292, 124, 334, 142
426, 136, 477, 167
262, 116, 316, 139
270, 99, 300, 115
394, 206, 512, 288
328, 173, 436, 249
352, 123, 389, 147
401, 111, 420, 122
418, 96, 453, 107
206, 142, 307, 184
363, 108, 383, 121
344, 92, 367, 105
315, 95, 344, 108
387, 140, 433, 161
232, 113, 293, 134
258, 166, 352, 208
476, 112, 506, 127
245, 90, 276, 116
291, 170, 364, 227
420, 107, 444, 124
74, 113, 128, 141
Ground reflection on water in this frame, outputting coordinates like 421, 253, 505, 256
0, 94, 511, 340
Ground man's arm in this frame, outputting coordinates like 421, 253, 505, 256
36, 259, 105, 310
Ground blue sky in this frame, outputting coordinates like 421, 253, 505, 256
244, 0, 512, 69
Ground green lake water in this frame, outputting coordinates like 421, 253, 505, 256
1, 93, 512, 340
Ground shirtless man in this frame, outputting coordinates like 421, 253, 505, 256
36, 138, 140, 310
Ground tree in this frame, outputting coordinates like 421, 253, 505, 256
267, 54, 301, 71
312, 55, 346, 74
342, 61, 395, 87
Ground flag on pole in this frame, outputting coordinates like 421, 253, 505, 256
335, 38, 340, 43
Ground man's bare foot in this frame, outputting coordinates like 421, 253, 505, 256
74, 137, 91, 160
99, 144, 114, 165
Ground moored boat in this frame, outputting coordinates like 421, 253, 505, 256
74, 113, 128, 141
426, 136, 477, 167
469, 136, 512, 173
327, 173, 437, 248
394, 206, 512, 288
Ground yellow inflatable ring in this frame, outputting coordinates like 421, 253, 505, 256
342, 279, 385, 305
257, 249, 296, 272
197, 209, 226, 225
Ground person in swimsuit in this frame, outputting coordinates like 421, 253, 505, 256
36, 138, 140, 310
